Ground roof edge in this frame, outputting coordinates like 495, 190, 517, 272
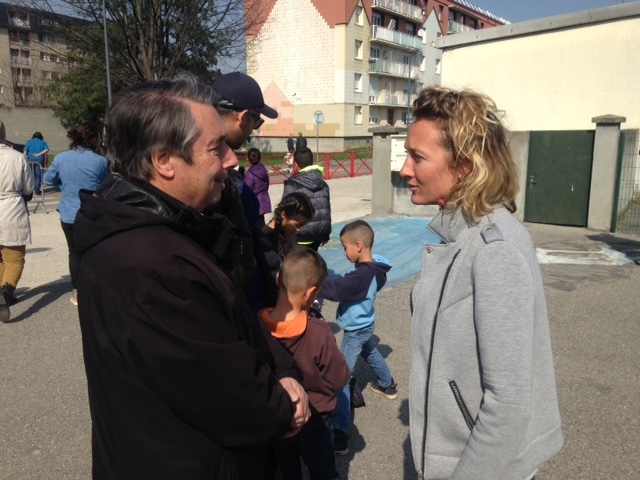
435, 2, 640, 49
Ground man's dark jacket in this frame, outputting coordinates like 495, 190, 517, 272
282, 166, 331, 244
75, 174, 298, 480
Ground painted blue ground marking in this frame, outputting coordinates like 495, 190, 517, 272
319, 216, 438, 287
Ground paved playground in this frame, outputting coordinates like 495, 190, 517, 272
2, 174, 639, 479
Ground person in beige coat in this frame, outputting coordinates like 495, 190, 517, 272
0, 120, 33, 323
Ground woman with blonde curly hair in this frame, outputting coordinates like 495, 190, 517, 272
401, 87, 563, 480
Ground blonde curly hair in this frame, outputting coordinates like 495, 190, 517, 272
411, 86, 519, 222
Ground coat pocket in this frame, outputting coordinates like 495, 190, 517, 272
449, 380, 476, 431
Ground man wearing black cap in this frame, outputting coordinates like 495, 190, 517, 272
212, 73, 278, 296
213, 72, 278, 149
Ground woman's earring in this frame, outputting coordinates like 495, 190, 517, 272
437, 199, 446, 208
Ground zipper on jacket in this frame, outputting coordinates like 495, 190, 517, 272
420, 249, 461, 475
449, 380, 476, 431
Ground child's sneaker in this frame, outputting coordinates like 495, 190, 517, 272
370, 379, 398, 399
333, 429, 349, 456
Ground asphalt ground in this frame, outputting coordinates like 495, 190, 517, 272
2, 174, 639, 479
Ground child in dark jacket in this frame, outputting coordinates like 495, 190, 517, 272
282, 147, 331, 250
259, 248, 350, 480
318, 220, 395, 456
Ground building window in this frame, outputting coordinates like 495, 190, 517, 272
42, 70, 52, 80
435, 58, 441, 75
439, 6, 444, 20
406, 23, 414, 35
10, 13, 30, 28
355, 6, 363, 25
354, 73, 362, 93
39, 34, 57, 45
370, 47, 380, 59
402, 111, 411, 124
373, 12, 383, 26
354, 106, 363, 125
355, 40, 363, 59
41, 52, 50, 61
369, 107, 379, 125
0, 86, 4, 94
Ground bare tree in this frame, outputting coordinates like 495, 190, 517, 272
27, 0, 266, 85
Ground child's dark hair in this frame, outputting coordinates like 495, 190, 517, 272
247, 147, 261, 164
271, 192, 314, 258
280, 247, 328, 294
293, 147, 314, 169
340, 219, 374, 248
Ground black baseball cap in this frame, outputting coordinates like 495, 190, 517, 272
213, 72, 278, 119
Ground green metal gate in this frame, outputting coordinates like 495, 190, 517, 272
524, 131, 594, 226
612, 130, 640, 233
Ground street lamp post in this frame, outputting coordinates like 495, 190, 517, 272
103, 0, 112, 106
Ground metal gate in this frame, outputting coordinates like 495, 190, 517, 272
524, 131, 594, 226
612, 130, 640, 233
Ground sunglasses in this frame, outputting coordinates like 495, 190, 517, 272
248, 111, 264, 128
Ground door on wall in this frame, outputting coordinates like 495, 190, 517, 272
524, 131, 594, 226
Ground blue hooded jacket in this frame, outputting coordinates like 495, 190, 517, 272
319, 255, 392, 331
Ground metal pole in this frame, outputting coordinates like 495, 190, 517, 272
316, 123, 319, 163
103, 0, 112, 106
406, 57, 411, 123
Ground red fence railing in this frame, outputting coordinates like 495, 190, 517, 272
239, 149, 373, 184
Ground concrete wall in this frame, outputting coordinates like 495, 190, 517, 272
0, 107, 67, 154
435, 3, 640, 131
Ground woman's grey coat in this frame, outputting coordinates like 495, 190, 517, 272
409, 206, 563, 480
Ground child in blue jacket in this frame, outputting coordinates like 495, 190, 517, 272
319, 220, 395, 456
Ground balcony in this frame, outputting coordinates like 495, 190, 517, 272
11, 56, 31, 66
369, 91, 417, 107
447, 20, 474, 34
371, 25, 421, 51
14, 76, 32, 86
372, 0, 423, 22
369, 59, 420, 79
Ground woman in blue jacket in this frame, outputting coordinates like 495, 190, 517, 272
400, 87, 563, 480
44, 122, 108, 305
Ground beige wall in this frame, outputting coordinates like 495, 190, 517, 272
249, 0, 335, 106
439, 15, 640, 131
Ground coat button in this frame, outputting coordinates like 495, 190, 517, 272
426, 247, 432, 253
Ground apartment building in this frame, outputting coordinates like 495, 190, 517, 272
246, 0, 506, 150
0, 3, 81, 107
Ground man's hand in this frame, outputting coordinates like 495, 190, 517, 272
279, 377, 310, 438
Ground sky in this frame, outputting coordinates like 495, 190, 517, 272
472, 0, 637, 23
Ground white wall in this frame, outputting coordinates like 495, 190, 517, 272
437, 7, 640, 131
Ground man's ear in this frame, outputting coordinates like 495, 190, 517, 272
275, 270, 282, 287
150, 150, 175, 180
238, 110, 252, 128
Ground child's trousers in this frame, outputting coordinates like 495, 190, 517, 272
333, 324, 393, 433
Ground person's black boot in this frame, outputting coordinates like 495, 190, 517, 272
0, 285, 11, 323
1, 283, 17, 305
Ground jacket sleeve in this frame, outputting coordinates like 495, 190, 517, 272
451, 241, 535, 479
316, 321, 351, 390
22, 156, 34, 195
319, 265, 372, 302
43, 159, 60, 187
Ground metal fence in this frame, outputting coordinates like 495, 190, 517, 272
613, 130, 640, 233
240, 149, 373, 185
